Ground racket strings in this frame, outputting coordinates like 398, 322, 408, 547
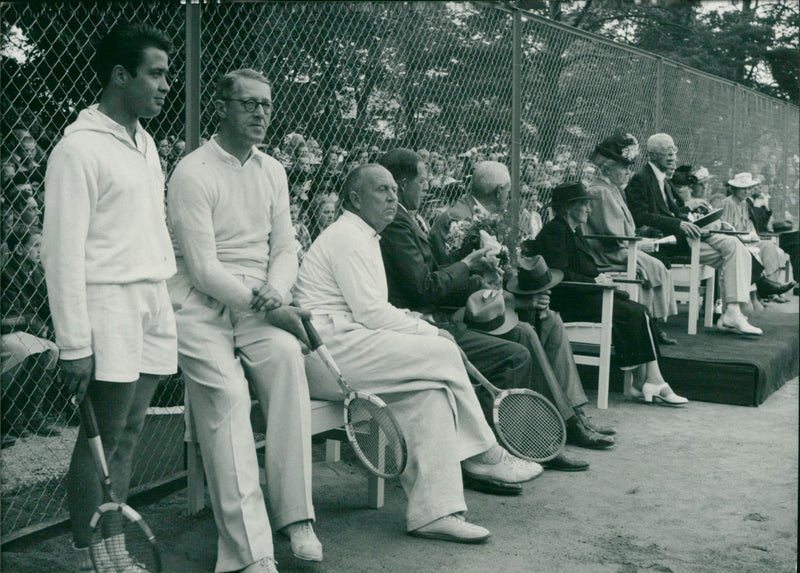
495, 394, 565, 461
346, 399, 405, 478
91, 511, 160, 572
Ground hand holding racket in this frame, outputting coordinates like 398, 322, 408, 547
73, 395, 161, 572
458, 349, 565, 463
301, 317, 408, 479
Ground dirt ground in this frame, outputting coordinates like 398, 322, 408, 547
3, 368, 797, 573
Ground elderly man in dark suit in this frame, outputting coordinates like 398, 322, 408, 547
625, 133, 792, 336
380, 150, 614, 466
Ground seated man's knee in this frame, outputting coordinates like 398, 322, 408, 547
240, 328, 302, 366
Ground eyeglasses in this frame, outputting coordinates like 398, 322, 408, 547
222, 99, 272, 113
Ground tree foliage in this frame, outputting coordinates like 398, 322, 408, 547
509, 0, 799, 104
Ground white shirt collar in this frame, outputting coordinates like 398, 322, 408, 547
209, 135, 264, 168
649, 161, 667, 184
341, 210, 380, 239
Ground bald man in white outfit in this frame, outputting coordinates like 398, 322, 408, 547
294, 164, 543, 544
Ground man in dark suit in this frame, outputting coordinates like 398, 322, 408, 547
626, 133, 792, 336
379, 150, 614, 468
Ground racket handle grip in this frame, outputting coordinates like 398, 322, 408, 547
301, 317, 324, 351
78, 395, 101, 440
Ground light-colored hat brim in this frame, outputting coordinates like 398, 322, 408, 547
453, 301, 519, 336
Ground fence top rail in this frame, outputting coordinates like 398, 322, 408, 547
482, 1, 798, 112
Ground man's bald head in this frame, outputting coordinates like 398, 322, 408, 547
646, 133, 678, 172
341, 163, 389, 206
471, 161, 510, 209
341, 163, 398, 232
646, 133, 677, 155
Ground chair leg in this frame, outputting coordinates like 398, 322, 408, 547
596, 289, 614, 410
325, 438, 341, 462
368, 475, 385, 509
703, 275, 715, 328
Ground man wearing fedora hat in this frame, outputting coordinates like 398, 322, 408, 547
377, 148, 544, 484
382, 155, 614, 457
626, 133, 793, 335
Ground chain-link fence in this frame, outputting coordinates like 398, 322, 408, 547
2, 0, 798, 542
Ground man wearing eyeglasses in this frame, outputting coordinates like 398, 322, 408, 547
167, 69, 320, 573
626, 133, 793, 336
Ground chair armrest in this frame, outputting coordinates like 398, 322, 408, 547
707, 229, 749, 236
559, 281, 616, 292
611, 278, 644, 285
583, 234, 643, 242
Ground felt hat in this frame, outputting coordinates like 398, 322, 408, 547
506, 255, 564, 296
728, 172, 760, 188
453, 289, 518, 335
548, 181, 599, 206
593, 132, 640, 166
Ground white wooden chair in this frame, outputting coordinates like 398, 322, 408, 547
560, 281, 638, 410
660, 236, 715, 335
561, 236, 641, 409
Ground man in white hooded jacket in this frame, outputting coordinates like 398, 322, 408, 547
41, 24, 177, 572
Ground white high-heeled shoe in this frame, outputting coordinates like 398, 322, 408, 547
639, 382, 688, 407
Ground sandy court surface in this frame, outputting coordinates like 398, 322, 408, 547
3, 370, 797, 573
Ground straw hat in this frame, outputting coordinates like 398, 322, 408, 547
728, 172, 760, 188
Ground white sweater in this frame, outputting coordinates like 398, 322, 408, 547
41, 106, 176, 360
167, 137, 297, 312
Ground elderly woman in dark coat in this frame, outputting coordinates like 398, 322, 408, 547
528, 181, 687, 406
584, 133, 678, 345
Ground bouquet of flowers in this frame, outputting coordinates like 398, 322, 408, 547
445, 212, 511, 288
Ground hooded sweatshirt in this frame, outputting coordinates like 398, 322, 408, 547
41, 105, 176, 360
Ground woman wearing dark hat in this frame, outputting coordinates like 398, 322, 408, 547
671, 165, 712, 216
584, 133, 678, 345
526, 181, 688, 406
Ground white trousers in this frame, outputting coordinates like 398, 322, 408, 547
170, 274, 314, 572
304, 313, 496, 531
699, 234, 753, 304
752, 240, 791, 281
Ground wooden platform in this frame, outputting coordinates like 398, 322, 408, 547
579, 307, 799, 407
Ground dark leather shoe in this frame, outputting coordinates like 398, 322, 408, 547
541, 452, 589, 472
462, 471, 523, 496
756, 276, 795, 298
566, 417, 615, 450
655, 326, 677, 345
574, 407, 617, 436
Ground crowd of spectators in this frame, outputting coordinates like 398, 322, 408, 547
2, 117, 799, 448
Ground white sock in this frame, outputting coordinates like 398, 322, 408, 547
724, 303, 743, 319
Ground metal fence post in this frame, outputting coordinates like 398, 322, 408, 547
732, 86, 739, 179
654, 57, 663, 132
509, 6, 522, 260
185, 1, 201, 154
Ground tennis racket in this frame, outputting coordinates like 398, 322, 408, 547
301, 317, 407, 479
459, 349, 565, 463
74, 395, 162, 572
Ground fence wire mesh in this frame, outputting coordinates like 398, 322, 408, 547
1, 0, 798, 541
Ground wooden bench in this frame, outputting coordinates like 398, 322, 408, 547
185, 399, 385, 515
